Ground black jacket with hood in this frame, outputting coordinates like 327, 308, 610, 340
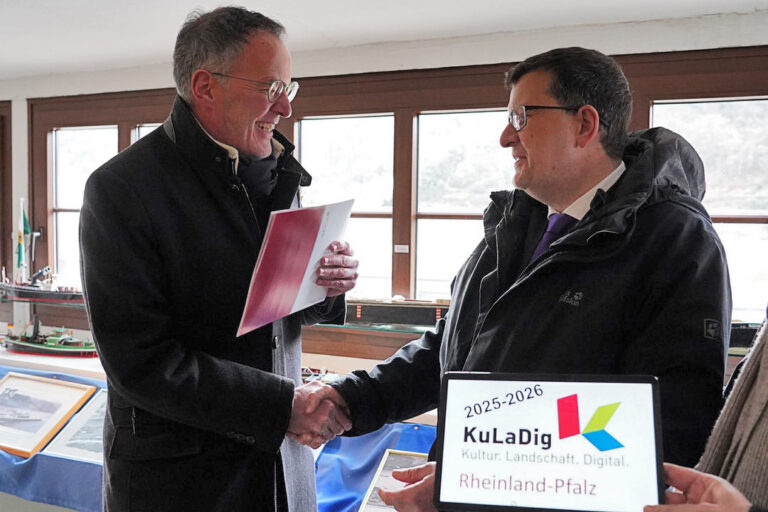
333, 127, 731, 467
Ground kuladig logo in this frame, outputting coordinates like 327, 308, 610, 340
557, 394, 623, 451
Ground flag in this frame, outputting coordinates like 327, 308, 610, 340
23, 207, 31, 235
16, 198, 27, 282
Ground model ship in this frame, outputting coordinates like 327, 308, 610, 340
0, 266, 84, 304
2, 198, 84, 305
2, 316, 97, 358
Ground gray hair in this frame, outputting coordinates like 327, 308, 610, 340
173, 6, 285, 103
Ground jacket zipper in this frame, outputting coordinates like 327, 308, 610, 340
231, 160, 261, 230
233, 158, 277, 511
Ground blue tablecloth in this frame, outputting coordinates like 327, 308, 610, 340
0, 364, 105, 512
0, 363, 437, 512
316, 422, 437, 512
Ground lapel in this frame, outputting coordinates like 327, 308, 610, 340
164, 97, 308, 254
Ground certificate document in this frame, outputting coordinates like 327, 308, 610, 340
237, 199, 353, 336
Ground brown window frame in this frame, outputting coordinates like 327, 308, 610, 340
287, 46, 768, 302
0, 101, 12, 322
285, 63, 512, 298
618, 46, 768, 224
28, 89, 176, 328
26, 46, 768, 351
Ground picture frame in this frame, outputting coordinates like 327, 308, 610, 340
43, 388, 107, 464
0, 372, 97, 458
358, 449, 429, 512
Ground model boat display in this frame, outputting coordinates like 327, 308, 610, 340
0, 266, 84, 305
1, 199, 83, 305
1, 200, 93, 357
2, 317, 97, 358
0, 282, 83, 304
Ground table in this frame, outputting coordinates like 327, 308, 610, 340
0, 364, 104, 512
0, 356, 437, 512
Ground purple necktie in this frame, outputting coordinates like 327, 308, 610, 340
529, 213, 577, 263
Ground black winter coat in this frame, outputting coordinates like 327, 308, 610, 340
334, 127, 731, 467
80, 97, 344, 511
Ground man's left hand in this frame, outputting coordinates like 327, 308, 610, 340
643, 463, 751, 512
316, 241, 358, 297
377, 462, 437, 512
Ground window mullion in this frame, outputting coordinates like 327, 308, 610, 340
118, 122, 134, 151
392, 109, 417, 298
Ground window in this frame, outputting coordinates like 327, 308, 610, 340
52, 126, 119, 287
296, 110, 511, 301
0, 101, 11, 322
652, 99, 768, 322
46, 121, 164, 290
26, 47, 768, 336
415, 110, 509, 299
289, 63, 512, 300
298, 115, 395, 299
289, 48, 768, 310
49, 123, 168, 289
136, 123, 162, 140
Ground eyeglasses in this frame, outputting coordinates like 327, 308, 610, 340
507, 105, 581, 132
209, 72, 300, 103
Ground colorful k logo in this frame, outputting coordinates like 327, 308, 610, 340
557, 394, 623, 451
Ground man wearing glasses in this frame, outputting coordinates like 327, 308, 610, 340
80, 7, 356, 511
304, 47, 731, 511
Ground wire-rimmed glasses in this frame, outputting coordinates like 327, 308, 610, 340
209, 72, 300, 103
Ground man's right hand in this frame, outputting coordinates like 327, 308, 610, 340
287, 382, 351, 449
378, 462, 437, 512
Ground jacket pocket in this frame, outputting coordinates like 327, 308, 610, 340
108, 423, 202, 461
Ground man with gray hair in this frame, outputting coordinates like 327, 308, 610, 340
80, 6, 357, 511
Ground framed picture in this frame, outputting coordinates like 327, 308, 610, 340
358, 449, 429, 512
0, 372, 97, 458
43, 388, 107, 464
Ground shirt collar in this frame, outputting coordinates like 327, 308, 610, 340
189, 112, 284, 174
548, 161, 626, 220
209, 137, 285, 175
213, 139, 241, 170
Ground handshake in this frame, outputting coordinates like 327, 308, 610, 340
287, 381, 440, 511
286, 381, 352, 448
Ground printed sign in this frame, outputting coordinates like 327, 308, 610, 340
435, 373, 663, 512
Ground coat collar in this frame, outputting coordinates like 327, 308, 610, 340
166, 95, 312, 187
482, 127, 709, 257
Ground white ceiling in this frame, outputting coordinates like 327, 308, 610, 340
2, 0, 768, 80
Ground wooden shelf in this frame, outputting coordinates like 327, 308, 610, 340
302, 324, 420, 360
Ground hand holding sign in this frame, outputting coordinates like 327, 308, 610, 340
643, 463, 750, 512
378, 462, 438, 512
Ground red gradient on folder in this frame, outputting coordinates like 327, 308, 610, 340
557, 394, 580, 439
237, 207, 324, 336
